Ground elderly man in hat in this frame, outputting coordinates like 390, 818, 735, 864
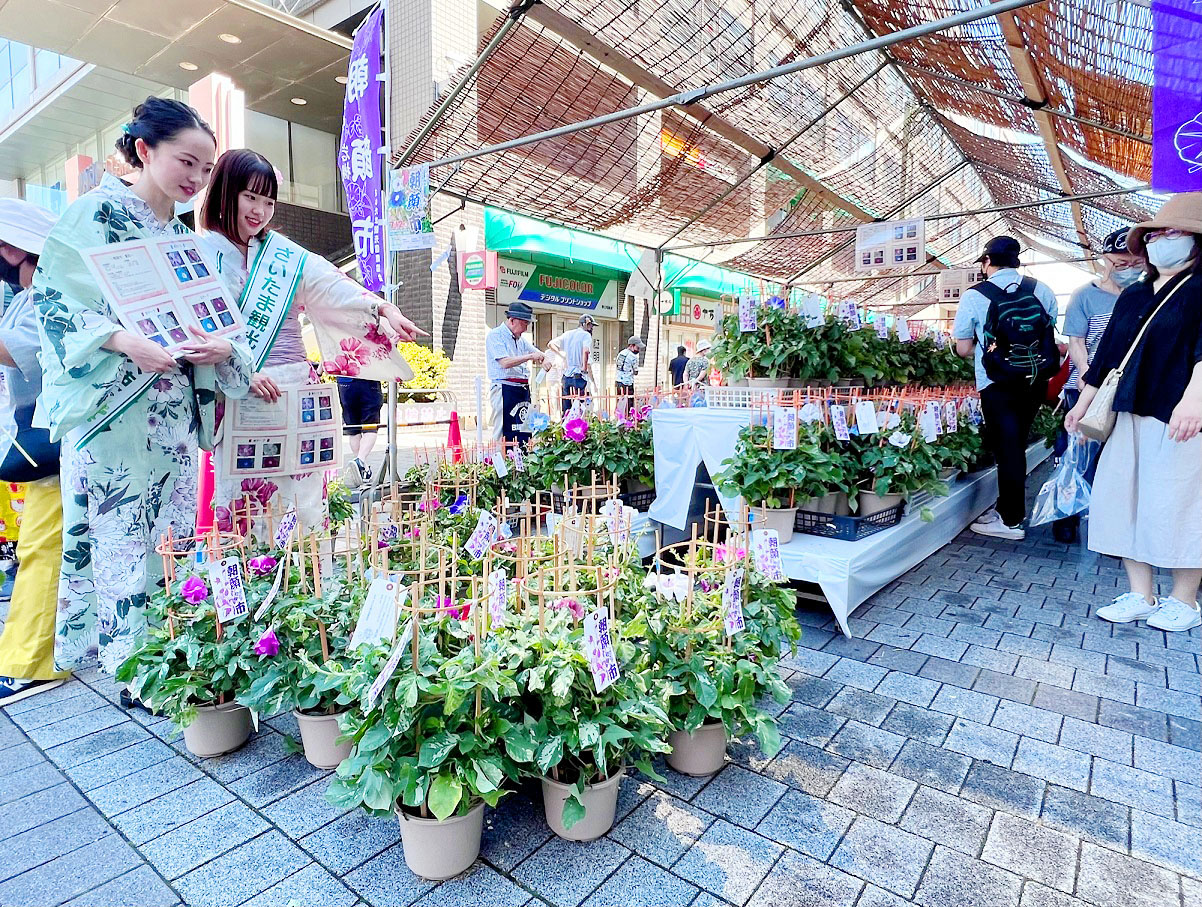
486, 302, 545, 443
549, 313, 596, 414
0, 199, 69, 706
614, 334, 645, 416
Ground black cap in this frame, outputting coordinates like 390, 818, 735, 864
504, 302, 534, 321
1101, 227, 1131, 255
976, 235, 1021, 264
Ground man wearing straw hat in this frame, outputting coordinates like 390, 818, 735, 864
486, 302, 545, 443
0, 199, 69, 705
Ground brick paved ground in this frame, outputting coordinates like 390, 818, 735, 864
2, 512, 1199, 906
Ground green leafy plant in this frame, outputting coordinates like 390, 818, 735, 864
848, 414, 947, 505
524, 412, 654, 490
932, 413, 984, 473
328, 480, 354, 529
714, 422, 846, 509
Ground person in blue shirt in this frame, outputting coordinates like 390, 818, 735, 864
668, 346, 689, 387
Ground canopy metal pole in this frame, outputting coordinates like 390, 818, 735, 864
423, 0, 1047, 169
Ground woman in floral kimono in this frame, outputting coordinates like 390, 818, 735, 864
33, 98, 252, 674
198, 149, 421, 537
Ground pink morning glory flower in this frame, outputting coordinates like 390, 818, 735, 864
563, 418, 589, 442
247, 555, 277, 578
180, 576, 209, 604
253, 628, 280, 657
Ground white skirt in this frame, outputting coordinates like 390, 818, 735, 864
1088, 412, 1202, 569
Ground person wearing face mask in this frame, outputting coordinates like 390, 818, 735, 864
1051, 227, 1145, 543
1065, 194, 1202, 632
33, 98, 253, 676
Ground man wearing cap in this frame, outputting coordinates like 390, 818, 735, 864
614, 334, 645, 416
486, 302, 545, 444
549, 314, 595, 414
1051, 226, 1145, 543
0, 199, 69, 706
953, 235, 1058, 540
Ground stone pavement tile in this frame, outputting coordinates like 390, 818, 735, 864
0, 760, 64, 808
911, 635, 970, 663
761, 741, 849, 798
1040, 785, 1129, 850
0, 741, 44, 781
1017, 606, 1065, 629
796, 628, 837, 651
1016, 657, 1076, 690
903, 615, 958, 639
1107, 655, 1167, 686
937, 605, 987, 627
890, 739, 971, 794
1082, 633, 1138, 660
824, 688, 895, 727
900, 786, 992, 856
671, 820, 782, 907
1176, 780, 1201, 827
1012, 737, 1091, 792
777, 703, 845, 747
1091, 758, 1176, 819
109, 778, 234, 846
1032, 685, 1098, 723
1137, 683, 1202, 720
972, 670, 1036, 704
1186, 877, 1202, 907
755, 789, 853, 861
62, 737, 176, 792
198, 729, 291, 783
240, 862, 359, 907
1168, 715, 1201, 751
618, 772, 651, 823
1133, 735, 1201, 784
24, 706, 129, 750
997, 633, 1051, 659
580, 855, 696, 907
864, 606, 913, 628
781, 648, 838, 677
1130, 809, 1202, 877
944, 718, 1018, 767
88, 755, 203, 817
981, 813, 1078, 893
58, 864, 179, 907
644, 758, 712, 801
728, 735, 778, 773
830, 816, 932, 899
141, 800, 270, 879
875, 672, 940, 708
866, 626, 924, 651
610, 790, 712, 868
2, 680, 92, 716
1050, 645, 1108, 675
1033, 625, 1086, 648
990, 700, 1062, 744
262, 776, 352, 839
7, 688, 109, 731
960, 762, 1046, 819
745, 850, 864, 907
930, 685, 999, 725
0, 782, 88, 838
823, 658, 888, 692
821, 636, 882, 662
1018, 882, 1093, 907
302, 809, 399, 875
868, 645, 930, 675
514, 836, 630, 907
880, 703, 955, 747
786, 676, 842, 709
950, 625, 1004, 649
1072, 670, 1136, 705
1168, 668, 1201, 695
344, 843, 437, 906
0, 827, 142, 906
44, 721, 150, 768
826, 721, 906, 770
1059, 716, 1134, 763
1076, 842, 1181, 907
693, 765, 786, 830
228, 753, 327, 807
856, 885, 915, 907
914, 845, 1022, 907
961, 647, 1021, 676
0, 807, 112, 884
919, 658, 981, 690
828, 761, 917, 823
173, 830, 309, 907
1138, 643, 1200, 673
481, 793, 554, 872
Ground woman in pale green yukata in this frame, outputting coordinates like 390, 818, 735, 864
33, 98, 253, 675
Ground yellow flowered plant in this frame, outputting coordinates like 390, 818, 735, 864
398, 342, 450, 391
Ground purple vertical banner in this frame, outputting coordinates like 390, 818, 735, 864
1152, 0, 1202, 191
338, 5, 386, 292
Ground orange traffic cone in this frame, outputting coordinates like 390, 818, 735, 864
447, 410, 464, 463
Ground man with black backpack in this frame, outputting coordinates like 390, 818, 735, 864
953, 236, 1059, 540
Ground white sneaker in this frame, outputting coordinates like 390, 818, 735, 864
970, 509, 1025, 540
1096, 592, 1159, 624
1146, 597, 1202, 632
972, 507, 1000, 527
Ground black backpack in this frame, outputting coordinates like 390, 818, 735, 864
976, 277, 1059, 385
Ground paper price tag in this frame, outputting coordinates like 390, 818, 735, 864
507, 445, 525, 471
738, 294, 757, 332
752, 531, 784, 581
583, 608, 621, 693
830, 404, 851, 441
968, 397, 983, 425
209, 556, 248, 623
944, 401, 959, 431
488, 569, 507, 626
274, 510, 298, 549
801, 294, 824, 328
935, 331, 947, 349
722, 567, 746, 635
854, 400, 879, 435
492, 451, 509, 478
927, 400, 944, 434
875, 315, 889, 338
799, 402, 822, 424
897, 319, 912, 342
253, 557, 288, 620
606, 505, 634, 546
772, 407, 798, 450
365, 621, 413, 711
843, 302, 862, 331
918, 406, 940, 443
351, 576, 402, 649
463, 511, 499, 560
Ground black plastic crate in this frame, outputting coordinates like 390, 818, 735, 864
619, 489, 655, 512
794, 502, 905, 541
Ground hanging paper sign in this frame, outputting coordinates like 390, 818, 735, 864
274, 510, 298, 549
772, 407, 798, 450
968, 397, 983, 425
919, 406, 940, 443
583, 608, 620, 693
752, 531, 785, 581
1151, 0, 1202, 191
801, 294, 824, 328
897, 319, 912, 342
365, 621, 414, 711
209, 556, 248, 624
253, 558, 288, 620
936, 267, 986, 302
855, 218, 925, 272
507, 445, 525, 471
606, 505, 634, 546
854, 400, 879, 435
830, 404, 851, 441
351, 576, 402, 649
722, 567, 746, 635
738, 294, 757, 332
875, 315, 889, 338
944, 401, 959, 430
463, 511, 500, 560
487, 569, 507, 627
927, 400, 944, 434
799, 402, 822, 424
492, 451, 509, 478
387, 165, 436, 251
935, 331, 947, 350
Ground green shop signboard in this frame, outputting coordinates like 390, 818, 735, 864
497, 258, 619, 318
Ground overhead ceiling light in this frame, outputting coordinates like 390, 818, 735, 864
290, 97, 307, 105
218, 33, 241, 44
179, 61, 199, 71
335, 75, 347, 84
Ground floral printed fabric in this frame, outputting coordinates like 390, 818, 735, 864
34, 174, 252, 673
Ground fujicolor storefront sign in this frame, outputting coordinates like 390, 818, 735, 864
497, 258, 619, 318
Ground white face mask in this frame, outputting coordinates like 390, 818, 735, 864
1145, 234, 1196, 270
1111, 266, 1143, 288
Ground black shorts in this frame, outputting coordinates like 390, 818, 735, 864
616, 383, 634, 396
337, 378, 383, 435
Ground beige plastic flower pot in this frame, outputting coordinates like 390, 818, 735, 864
541, 768, 623, 842
294, 709, 351, 770
397, 801, 484, 881
183, 702, 252, 758
667, 722, 728, 776
856, 490, 905, 517
749, 506, 796, 544
938, 467, 960, 482
801, 492, 841, 514
747, 377, 790, 388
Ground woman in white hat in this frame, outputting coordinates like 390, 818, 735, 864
685, 336, 713, 387
1065, 192, 1202, 632
0, 199, 70, 705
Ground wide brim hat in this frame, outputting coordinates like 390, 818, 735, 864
1127, 193, 1202, 255
0, 198, 58, 256
696, 338, 712, 352
504, 302, 534, 322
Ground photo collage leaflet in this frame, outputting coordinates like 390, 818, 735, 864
81, 235, 245, 357
225, 386, 343, 478
854, 218, 926, 273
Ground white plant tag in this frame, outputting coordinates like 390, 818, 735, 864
875, 315, 889, 338
274, 510, 298, 549
738, 294, 757, 332
897, 319, 912, 342
351, 576, 402, 649
772, 407, 798, 449
854, 401, 879, 435
752, 530, 784, 581
583, 608, 620, 693
919, 406, 940, 443
799, 402, 822, 424
722, 567, 746, 635
926, 400, 944, 435
365, 621, 413, 711
487, 569, 507, 626
463, 511, 499, 560
209, 556, 249, 623
801, 294, 824, 328
493, 452, 509, 478
253, 556, 288, 620
830, 404, 851, 441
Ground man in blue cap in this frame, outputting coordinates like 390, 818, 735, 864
486, 302, 545, 443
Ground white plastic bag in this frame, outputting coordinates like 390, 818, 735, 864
1031, 436, 1097, 526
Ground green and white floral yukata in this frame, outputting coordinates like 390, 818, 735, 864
33, 174, 252, 673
